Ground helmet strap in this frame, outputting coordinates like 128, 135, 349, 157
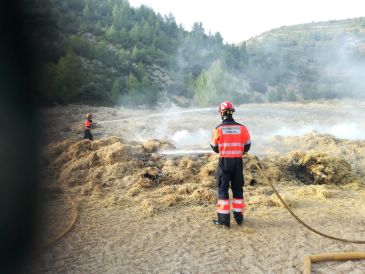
221, 110, 233, 120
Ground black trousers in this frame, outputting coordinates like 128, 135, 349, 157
217, 157, 244, 224
83, 130, 93, 140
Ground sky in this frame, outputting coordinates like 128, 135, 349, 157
128, 0, 365, 44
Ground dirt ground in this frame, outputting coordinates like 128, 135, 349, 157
27, 191, 365, 274
25, 103, 365, 273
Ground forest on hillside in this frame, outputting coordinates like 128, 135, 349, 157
25, 0, 365, 106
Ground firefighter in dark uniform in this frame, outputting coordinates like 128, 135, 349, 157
210, 101, 251, 228
83, 113, 96, 141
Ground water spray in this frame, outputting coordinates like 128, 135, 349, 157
97, 107, 215, 124
159, 149, 213, 155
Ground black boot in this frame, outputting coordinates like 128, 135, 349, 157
236, 219, 244, 226
234, 212, 243, 226
212, 220, 230, 228
213, 213, 230, 228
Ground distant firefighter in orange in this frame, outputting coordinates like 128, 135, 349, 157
210, 101, 251, 228
83, 113, 97, 141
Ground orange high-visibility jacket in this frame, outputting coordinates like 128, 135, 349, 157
210, 119, 251, 158
84, 119, 94, 130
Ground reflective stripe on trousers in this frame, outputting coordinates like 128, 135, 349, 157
232, 198, 244, 213
217, 199, 230, 214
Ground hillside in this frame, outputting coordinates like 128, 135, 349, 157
246, 18, 365, 102
24, 1, 365, 105
26, 0, 247, 106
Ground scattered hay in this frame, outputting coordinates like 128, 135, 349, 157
255, 186, 275, 196
294, 185, 332, 199
135, 167, 161, 188
142, 139, 175, 153
158, 186, 177, 195
101, 195, 127, 208
341, 181, 365, 191
199, 157, 218, 178
77, 181, 95, 196
44, 139, 74, 163
243, 155, 284, 186
189, 188, 216, 205
160, 194, 182, 207
178, 157, 196, 171
249, 194, 294, 208
140, 199, 159, 216
177, 184, 197, 195
200, 179, 215, 188
241, 226, 256, 234
127, 185, 142, 197
268, 195, 294, 208
161, 158, 196, 185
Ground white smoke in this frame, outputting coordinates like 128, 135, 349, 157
171, 129, 211, 148
274, 122, 365, 140
97, 100, 365, 155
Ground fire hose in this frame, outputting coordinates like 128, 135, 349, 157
303, 252, 365, 274
247, 154, 365, 273
39, 194, 78, 249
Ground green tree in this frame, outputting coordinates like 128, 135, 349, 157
56, 47, 85, 102
286, 88, 297, 101
83, 2, 90, 18
124, 74, 159, 105
194, 60, 234, 106
194, 72, 209, 106
105, 25, 117, 42
267, 87, 283, 102
38, 62, 59, 102
141, 76, 159, 105
112, 2, 130, 30
111, 79, 121, 103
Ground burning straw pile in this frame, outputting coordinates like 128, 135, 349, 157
41, 136, 364, 215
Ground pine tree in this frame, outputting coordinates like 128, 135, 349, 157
56, 47, 84, 101
194, 60, 233, 106
111, 79, 121, 104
